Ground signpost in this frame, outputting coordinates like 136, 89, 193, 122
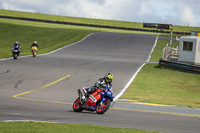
169, 25, 173, 60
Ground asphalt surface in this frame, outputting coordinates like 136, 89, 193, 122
0, 32, 200, 133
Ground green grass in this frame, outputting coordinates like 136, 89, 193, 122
0, 10, 143, 28
0, 11, 199, 108
121, 40, 200, 108
121, 63, 200, 108
0, 20, 95, 59
0, 121, 158, 133
0, 17, 160, 59
0, 9, 199, 133
0, 18, 159, 35
150, 39, 179, 62
1, 9, 200, 33
0, 18, 160, 133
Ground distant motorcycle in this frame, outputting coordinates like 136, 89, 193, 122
31, 46, 38, 57
73, 86, 114, 114
12, 48, 19, 59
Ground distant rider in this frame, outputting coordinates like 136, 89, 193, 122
31, 41, 39, 48
81, 73, 113, 103
12, 41, 21, 56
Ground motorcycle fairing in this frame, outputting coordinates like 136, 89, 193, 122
85, 89, 101, 106
74, 86, 114, 113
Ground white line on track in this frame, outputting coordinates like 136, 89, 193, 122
5, 113, 22, 115
113, 35, 159, 101
41, 33, 93, 56
1, 33, 159, 102
0, 33, 94, 61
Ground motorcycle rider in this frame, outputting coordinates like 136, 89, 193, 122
81, 73, 113, 103
31, 41, 39, 48
12, 41, 21, 56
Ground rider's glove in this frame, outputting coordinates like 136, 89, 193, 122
101, 84, 107, 88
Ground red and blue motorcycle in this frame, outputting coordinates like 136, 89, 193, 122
73, 86, 114, 114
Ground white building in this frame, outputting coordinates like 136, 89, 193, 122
178, 36, 200, 64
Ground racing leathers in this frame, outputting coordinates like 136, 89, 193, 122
12, 43, 21, 55
89, 78, 112, 94
31, 43, 39, 48
81, 78, 112, 102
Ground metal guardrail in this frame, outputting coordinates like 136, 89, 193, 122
0, 15, 190, 35
159, 58, 200, 74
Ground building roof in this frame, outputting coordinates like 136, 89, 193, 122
180, 36, 200, 39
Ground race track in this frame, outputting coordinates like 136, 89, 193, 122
0, 32, 199, 133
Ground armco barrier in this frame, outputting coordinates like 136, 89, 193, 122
159, 58, 200, 74
0, 15, 190, 35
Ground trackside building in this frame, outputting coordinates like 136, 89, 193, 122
178, 36, 200, 64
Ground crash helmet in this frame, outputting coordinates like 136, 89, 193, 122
15, 41, 19, 45
104, 73, 113, 83
34, 41, 37, 44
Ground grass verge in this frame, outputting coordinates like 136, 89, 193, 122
0, 11, 199, 108
150, 39, 179, 62
0, 17, 199, 108
121, 63, 200, 108
1, 9, 200, 33
0, 121, 158, 133
0, 17, 160, 59
0, 20, 95, 59
121, 39, 200, 108
0, 10, 199, 133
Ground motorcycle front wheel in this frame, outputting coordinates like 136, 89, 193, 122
73, 98, 83, 112
13, 54, 17, 60
33, 52, 36, 57
96, 100, 110, 114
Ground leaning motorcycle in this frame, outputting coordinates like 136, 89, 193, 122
73, 86, 114, 114
12, 48, 19, 60
31, 46, 38, 57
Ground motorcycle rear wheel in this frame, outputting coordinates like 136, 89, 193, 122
73, 98, 83, 112
96, 100, 110, 114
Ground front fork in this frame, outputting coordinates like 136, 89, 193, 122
78, 89, 83, 103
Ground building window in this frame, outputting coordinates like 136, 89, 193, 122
183, 41, 193, 51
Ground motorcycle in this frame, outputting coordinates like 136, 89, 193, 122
12, 49, 19, 60
31, 46, 38, 57
73, 86, 114, 114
